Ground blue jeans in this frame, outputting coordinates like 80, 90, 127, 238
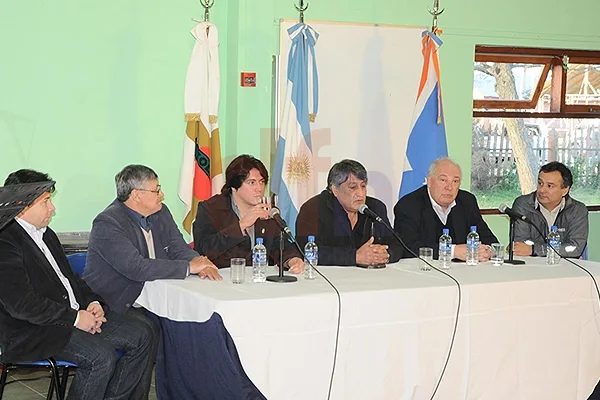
55, 310, 152, 400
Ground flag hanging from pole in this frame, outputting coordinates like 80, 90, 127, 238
179, 21, 223, 234
399, 29, 448, 198
272, 22, 319, 233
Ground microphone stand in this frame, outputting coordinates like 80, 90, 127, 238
505, 216, 526, 265
357, 220, 386, 269
266, 229, 297, 283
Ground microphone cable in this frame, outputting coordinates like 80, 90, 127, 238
282, 231, 342, 400
363, 212, 462, 400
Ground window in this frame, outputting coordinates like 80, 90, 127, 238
471, 46, 600, 209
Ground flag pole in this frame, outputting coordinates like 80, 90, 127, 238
427, 0, 444, 32
294, 0, 308, 23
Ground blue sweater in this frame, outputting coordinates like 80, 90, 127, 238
83, 200, 199, 313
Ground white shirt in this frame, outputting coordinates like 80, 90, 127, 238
427, 189, 457, 258
535, 197, 566, 231
16, 218, 80, 312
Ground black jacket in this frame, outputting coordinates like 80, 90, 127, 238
0, 221, 102, 362
296, 190, 402, 266
193, 194, 301, 268
393, 186, 498, 258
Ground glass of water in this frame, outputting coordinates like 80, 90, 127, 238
419, 247, 433, 271
230, 258, 246, 284
491, 243, 505, 266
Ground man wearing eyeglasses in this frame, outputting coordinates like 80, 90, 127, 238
83, 164, 221, 400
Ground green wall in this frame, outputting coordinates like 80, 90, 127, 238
2, 0, 599, 256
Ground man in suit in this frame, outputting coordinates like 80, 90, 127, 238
511, 161, 588, 258
394, 158, 497, 261
193, 154, 303, 271
296, 159, 402, 266
83, 164, 221, 399
0, 169, 152, 400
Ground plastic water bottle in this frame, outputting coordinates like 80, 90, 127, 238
546, 226, 561, 265
252, 237, 267, 282
439, 228, 452, 269
304, 235, 318, 280
466, 226, 479, 266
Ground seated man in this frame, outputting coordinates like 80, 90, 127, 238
296, 159, 402, 266
193, 154, 303, 271
512, 161, 588, 258
0, 169, 152, 400
83, 164, 221, 399
394, 158, 497, 261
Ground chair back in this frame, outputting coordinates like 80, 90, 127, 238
67, 252, 87, 276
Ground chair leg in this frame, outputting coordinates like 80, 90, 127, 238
59, 367, 70, 399
0, 364, 9, 400
47, 359, 64, 400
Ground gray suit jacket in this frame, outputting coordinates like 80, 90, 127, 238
83, 200, 198, 313
512, 192, 588, 258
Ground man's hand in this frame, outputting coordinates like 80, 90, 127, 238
75, 310, 104, 334
356, 237, 390, 265
478, 245, 492, 262
189, 256, 217, 274
512, 242, 533, 257
286, 257, 304, 274
87, 302, 105, 319
199, 266, 222, 281
239, 203, 270, 233
453, 243, 492, 262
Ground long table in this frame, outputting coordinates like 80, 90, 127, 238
136, 258, 600, 399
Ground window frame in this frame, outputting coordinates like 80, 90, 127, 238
472, 45, 600, 212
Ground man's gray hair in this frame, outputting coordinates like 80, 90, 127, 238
115, 164, 159, 202
427, 157, 462, 178
327, 159, 368, 189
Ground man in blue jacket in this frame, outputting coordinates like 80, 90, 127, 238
84, 164, 221, 399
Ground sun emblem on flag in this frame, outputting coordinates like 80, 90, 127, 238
286, 153, 312, 184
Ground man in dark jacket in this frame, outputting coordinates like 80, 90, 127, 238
194, 155, 303, 271
296, 159, 402, 266
512, 161, 588, 258
84, 164, 221, 399
393, 158, 497, 260
0, 169, 152, 400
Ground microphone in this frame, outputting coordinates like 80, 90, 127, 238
358, 204, 383, 223
498, 204, 532, 224
269, 207, 294, 238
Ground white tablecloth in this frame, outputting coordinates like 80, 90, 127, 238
136, 258, 600, 400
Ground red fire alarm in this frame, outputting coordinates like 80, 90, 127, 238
241, 72, 256, 87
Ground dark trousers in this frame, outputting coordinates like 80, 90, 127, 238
55, 310, 152, 400
128, 308, 160, 400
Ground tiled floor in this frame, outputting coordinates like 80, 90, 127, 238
2, 368, 158, 399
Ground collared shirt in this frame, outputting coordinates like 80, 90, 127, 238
427, 189, 456, 225
16, 218, 80, 311
427, 189, 458, 258
231, 197, 255, 249
124, 205, 153, 232
535, 197, 566, 232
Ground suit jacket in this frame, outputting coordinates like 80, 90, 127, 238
84, 200, 199, 314
296, 190, 403, 266
0, 221, 102, 362
193, 193, 301, 268
393, 186, 498, 258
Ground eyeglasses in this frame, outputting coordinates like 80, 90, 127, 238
135, 185, 162, 195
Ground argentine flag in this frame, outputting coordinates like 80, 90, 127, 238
399, 30, 448, 198
272, 22, 319, 233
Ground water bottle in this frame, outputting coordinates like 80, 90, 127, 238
439, 229, 452, 269
466, 225, 480, 266
304, 235, 318, 280
252, 237, 267, 282
546, 226, 561, 265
